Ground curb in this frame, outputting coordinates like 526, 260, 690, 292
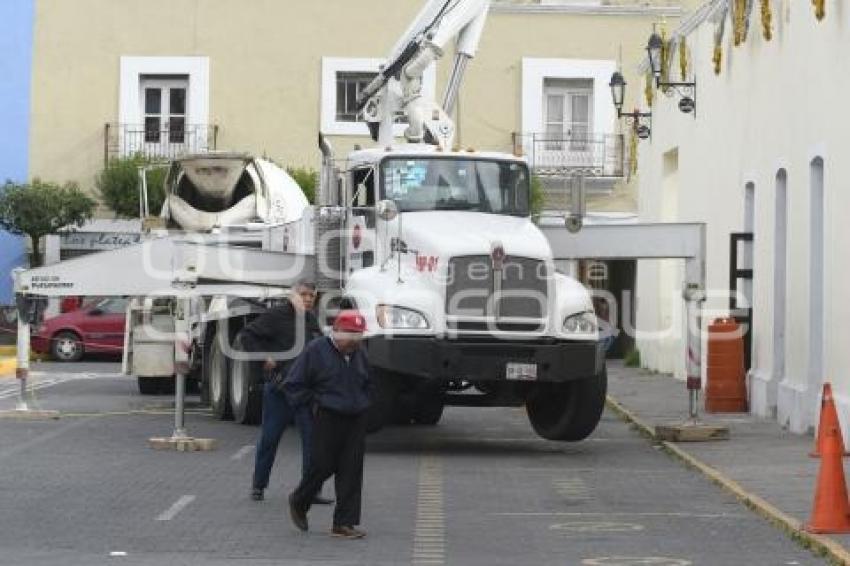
606, 395, 850, 566
0, 357, 15, 378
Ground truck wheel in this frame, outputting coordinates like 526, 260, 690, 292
208, 333, 233, 420
526, 367, 607, 441
231, 356, 262, 425
413, 397, 444, 425
367, 369, 398, 433
412, 386, 445, 425
137, 376, 161, 395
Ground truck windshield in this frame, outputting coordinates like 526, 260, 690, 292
380, 157, 530, 216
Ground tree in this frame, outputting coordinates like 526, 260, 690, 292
0, 179, 95, 266
96, 155, 168, 218
286, 166, 318, 204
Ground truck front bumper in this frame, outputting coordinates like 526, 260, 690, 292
364, 336, 604, 383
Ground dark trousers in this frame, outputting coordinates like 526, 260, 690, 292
291, 407, 367, 527
252, 382, 314, 489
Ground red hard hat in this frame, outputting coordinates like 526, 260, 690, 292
333, 310, 367, 333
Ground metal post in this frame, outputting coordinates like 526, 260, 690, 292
16, 313, 30, 412
685, 291, 704, 422
172, 297, 190, 439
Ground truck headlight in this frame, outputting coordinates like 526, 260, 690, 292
376, 305, 429, 329
563, 311, 597, 335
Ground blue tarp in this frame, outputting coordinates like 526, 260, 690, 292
0, 1, 34, 305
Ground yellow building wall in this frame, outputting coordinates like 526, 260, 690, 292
29, 0, 681, 212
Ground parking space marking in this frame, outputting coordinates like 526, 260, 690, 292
230, 444, 255, 461
581, 558, 692, 566
491, 512, 743, 519
550, 521, 644, 533
155, 495, 196, 521
0, 372, 121, 400
553, 477, 592, 501
412, 456, 445, 566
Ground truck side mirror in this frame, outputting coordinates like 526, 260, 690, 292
376, 199, 399, 221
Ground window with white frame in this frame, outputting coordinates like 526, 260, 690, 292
118, 56, 209, 158
141, 75, 189, 144
321, 57, 436, 136
542, 78, 593, 151
336, 72, 375, 123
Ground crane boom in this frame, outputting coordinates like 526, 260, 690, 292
357, 0, 491, 149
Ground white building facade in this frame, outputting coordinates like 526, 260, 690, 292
635, 0, 849, 434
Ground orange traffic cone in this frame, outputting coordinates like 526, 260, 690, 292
806, 383, 850, 533
809, 383, 849, 457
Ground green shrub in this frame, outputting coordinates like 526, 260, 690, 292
530, 174, 545, 218
0, 179, 95, 266
623, 348, 641, 368
96, 155, 168, 218
286, 167, 318, 204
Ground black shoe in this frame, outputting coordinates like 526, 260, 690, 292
331, 525, 366, 539
312, 494, 334, 505
288, 494, 308, 532
251, 488, 264, 501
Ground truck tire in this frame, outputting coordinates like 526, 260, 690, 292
230, 355, 262, 425
526, 367, 607, 442
413, 397, 444, 425
412, 386, 445, 425
137, 375, 161, 395
367, 369, 399, 433
208, 332, 233, 420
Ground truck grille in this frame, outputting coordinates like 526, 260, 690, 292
446, 255, 548, 325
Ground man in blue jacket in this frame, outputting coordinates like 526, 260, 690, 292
286, 310, 373, 539
240, 279, 330, 504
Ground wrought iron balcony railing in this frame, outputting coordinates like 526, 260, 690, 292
513, 132, 625, 178
103, 123, 219, 165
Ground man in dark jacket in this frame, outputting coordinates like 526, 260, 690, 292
242, 279, 330, 503
286, 310, 373, 539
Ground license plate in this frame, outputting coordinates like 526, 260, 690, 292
506, 362, 537, 381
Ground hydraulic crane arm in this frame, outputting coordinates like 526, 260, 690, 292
356, 0, 491, 149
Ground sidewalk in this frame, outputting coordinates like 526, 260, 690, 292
0, 345, 15, 377
607, 361, 850, 564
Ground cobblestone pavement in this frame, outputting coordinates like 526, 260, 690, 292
0, 364, 827, 566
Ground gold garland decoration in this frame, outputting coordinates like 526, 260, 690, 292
660, 33, 672, 86
645, 70, 654, 107
713, 45, 722, 75
761, 0, 773, 40
679, 38, 689, 81
629, 125, 638, 178
713, 7, 727, 75
733, 0, 752, 45
813, 0, 825, 20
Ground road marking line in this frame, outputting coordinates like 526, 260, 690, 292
492, 512, 744, 518
230, 444, 254, 461
412, 456, 445, 566
155, 495, 196, 521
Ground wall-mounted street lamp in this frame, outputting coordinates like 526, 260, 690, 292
647, 32, 696, 115
609, 71, 652, 140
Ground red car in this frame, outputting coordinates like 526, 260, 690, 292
32, 297, 128, 362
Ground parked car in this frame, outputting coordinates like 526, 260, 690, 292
32, 297, 128, 362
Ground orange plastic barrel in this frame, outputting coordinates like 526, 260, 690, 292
705, 317, 748, 412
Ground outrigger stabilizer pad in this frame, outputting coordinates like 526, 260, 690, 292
148, 436, 218, 452
655, 422, 730, 443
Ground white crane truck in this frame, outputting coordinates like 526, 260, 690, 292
13, 0, 607, 441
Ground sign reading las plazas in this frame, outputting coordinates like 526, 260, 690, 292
59, 232, 142, 251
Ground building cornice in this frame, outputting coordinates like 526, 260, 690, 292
491, 3, 684, 17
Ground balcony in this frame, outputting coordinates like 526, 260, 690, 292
103, 123, 219, 165
513, 132, 625, 179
